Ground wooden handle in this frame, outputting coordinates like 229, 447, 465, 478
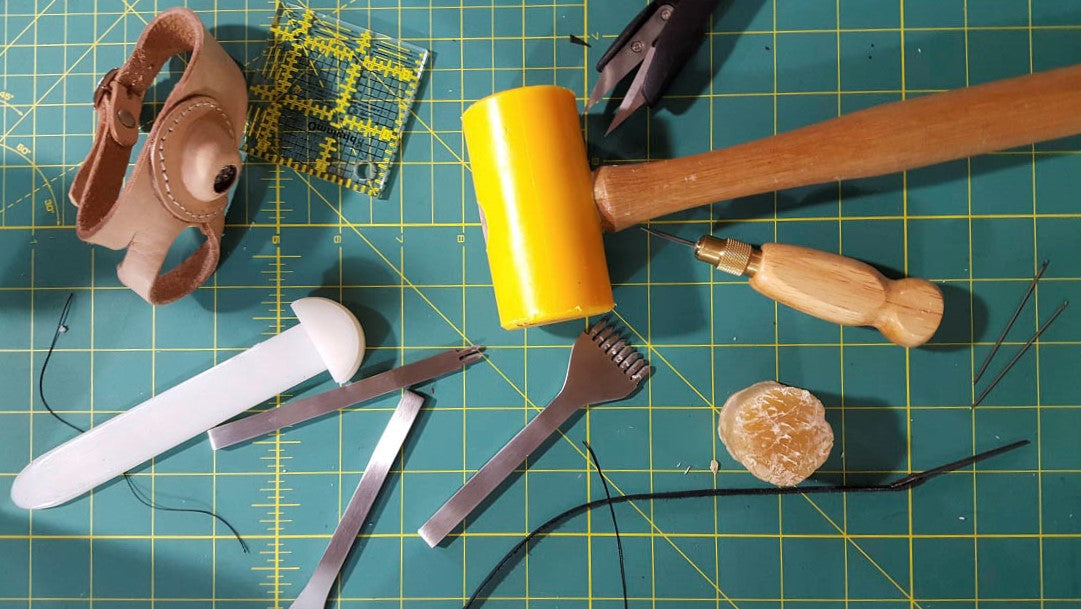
747, 243, 943, 347
594, 63, 1081, 231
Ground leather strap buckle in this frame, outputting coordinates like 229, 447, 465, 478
92, 67, 121, 107
94, 66, 139, 146
70, 7, 247, 306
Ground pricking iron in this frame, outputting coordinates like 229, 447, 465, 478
418, 319, 650, 546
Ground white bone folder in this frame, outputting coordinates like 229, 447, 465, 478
10, 297, 366, 510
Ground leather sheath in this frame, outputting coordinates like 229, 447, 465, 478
69, 7, 247, 305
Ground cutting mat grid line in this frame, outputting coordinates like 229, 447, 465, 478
1, 1, 1079, 609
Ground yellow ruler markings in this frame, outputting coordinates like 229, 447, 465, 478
355, 29, 372, 55
6, 530, 1080, 542
801, 495, 926, 608
245, 2, 424, 195
0, 0, 58, 62
304, 36, 354, 61
243, 165, 297, 608
314, 137, 337, 174
334, 63, 363, 116
1, 0, 145, 142
337, 112, 397, 140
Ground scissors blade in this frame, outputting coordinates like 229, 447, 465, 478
586, 6, 672, 110
588, 52, 642, 109
606, 43, 658, 134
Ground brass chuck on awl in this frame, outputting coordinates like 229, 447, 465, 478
642, 226, 761, 277
640, 226, 945, 348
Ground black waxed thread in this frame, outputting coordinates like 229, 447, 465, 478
39, 294, 249, 553
583, 441, 627, 609
39, 294, 82, 435
462, 440, 1030, 609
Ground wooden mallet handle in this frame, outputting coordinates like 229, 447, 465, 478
738, 243, 943, 347
595, 63, 1081, 232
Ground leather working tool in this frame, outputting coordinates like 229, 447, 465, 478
973, 300, 1068, 408
642, 227, 944, 347
418, 320, 649, 547
587, 0, 720, 134
246, 1, 428, 197
463, 63, 1081, 329
208, 347, 485, 449
69, 7, 247, 305
290, 391, 425, 609
11, 298, 364, 510
973, 260, 1049, 385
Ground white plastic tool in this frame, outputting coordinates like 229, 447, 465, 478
11, 297, 365, 510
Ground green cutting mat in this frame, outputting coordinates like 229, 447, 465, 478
2, 1, 1080, 608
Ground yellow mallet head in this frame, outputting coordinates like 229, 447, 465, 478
463, 85, 614, 329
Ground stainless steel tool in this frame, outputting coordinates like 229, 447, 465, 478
417, 320, 650, 547
208, 347, 483, 449
973, 260, 1049, 385
973, 300, 1068, 408
290, 391, 425, 609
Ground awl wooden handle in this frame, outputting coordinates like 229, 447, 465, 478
595, 62, 1081, 231
747, 243, 943, 347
